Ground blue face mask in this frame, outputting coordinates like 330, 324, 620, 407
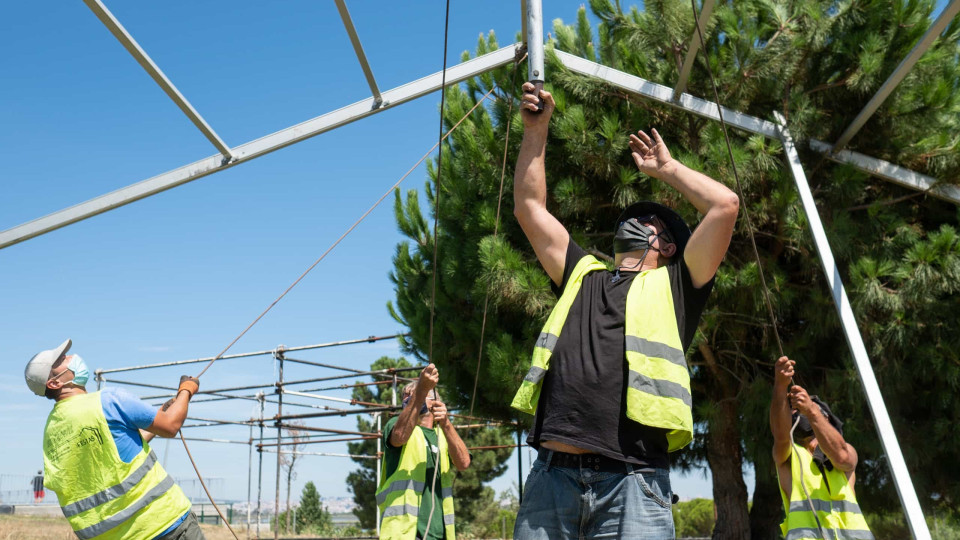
68, 354, 90, 387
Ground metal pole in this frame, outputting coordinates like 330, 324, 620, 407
247, 421, 253, 540
392, 373, 398, 407
673, 0, 716, 100
525, 0, 545, 102
273, 349, 284, 540
256, 393, 265, 539
832, 0, 960, 152
517, 421, 523, 505
334, 0, 383, 107
375, 413, 382, 537
95, 334, 406, 375
81, 0, 233, 159
776, 112, 931, 540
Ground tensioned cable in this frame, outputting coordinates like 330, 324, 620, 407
427, 0, 453, 366
688, 0, 784, 358
176, 41, 503, 537
470, 54, 525, 416
425, 0, 452, 535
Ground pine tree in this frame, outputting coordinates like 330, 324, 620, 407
389, 2, 960, 539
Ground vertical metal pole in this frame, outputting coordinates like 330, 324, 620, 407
776, 113, 931, 540
95, 370, 103, 391
274, 349, 284, 540
516, 422, 523, 505
375, 413, 382, 537
256, 393, 265, 539
525, 0, 545, 103
246, 421, 253, 539
391, 373, 398, 406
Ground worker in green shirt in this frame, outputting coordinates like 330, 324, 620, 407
376, 364, 471, 539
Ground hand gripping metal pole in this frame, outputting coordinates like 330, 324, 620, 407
776, 112, 931, 540
525, 0, 545, 110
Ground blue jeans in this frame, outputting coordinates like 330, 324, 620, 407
513, 451, 675, 540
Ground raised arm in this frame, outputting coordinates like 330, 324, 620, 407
514, 82, 569, 286
629, 129, 739, 288
790, 386, 858, 473
389, 364, 438, 448
431, 401, 471, 471
770, 357, 796, 465
146, 376, 198, 438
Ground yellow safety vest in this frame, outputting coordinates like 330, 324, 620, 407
376, 426, 455, 540
778, 444, 875, 540
511, 255, 694, 451
42, 392, 192, 540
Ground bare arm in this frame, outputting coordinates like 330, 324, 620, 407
629, 129, 739, 288
389, 364, 438, 448
791, 386, 858, 472
139, 429, 157, 444
145, 376, 198, 438
770, 357, 795, 465
514, 82, 569, 286
433, 403, 470, 471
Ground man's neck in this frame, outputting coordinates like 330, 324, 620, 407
418, 416, 435, 430
804, 439, 819, 454
55, 386, 87, 402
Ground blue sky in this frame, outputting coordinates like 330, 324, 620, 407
8, 0, 948, 512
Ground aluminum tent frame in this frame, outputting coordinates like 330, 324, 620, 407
8, 1, 958, 538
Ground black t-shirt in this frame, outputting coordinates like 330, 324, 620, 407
527, 238, 713, 469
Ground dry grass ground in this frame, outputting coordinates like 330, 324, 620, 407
0, 514, 242, 540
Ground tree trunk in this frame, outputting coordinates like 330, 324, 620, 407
707, 398, 751, 540
699, 343, 750, 540
750, 463, 785, 540
286, 467, 293, 532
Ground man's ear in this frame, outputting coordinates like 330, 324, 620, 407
660, 241, 677, 258
47, 377, 64, 391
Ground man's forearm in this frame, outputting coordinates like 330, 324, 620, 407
390, 390, 428, 447
808, 415, 855, 470
514, 130, 549, 211
441, 424, 471, 471
656, 161, 738, 215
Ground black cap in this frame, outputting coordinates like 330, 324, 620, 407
613, 201, 692, 255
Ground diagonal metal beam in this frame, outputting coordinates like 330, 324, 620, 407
334, 0, 382, 107
557, 50, 960, 205
82, 0, 233, 159
778, 112, 932, 540
810, 139, 960, 204
0, 44, 520, 250
673, 0, 716, 101
832, 0, 960, 151
558, 49, 783, 137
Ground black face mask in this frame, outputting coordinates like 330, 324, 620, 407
613, 216, 669, 254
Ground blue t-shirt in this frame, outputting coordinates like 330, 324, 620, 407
99, 387, 188, 538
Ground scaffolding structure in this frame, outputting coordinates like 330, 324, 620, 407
94, 333, 522, 540
5, 1, 958, 539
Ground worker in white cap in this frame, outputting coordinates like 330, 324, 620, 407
25, 339, 207, 540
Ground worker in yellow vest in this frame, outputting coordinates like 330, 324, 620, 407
376, 364, 471, 540
510, 82, 739, 539
770, 356, 875, 540
25, 339, 205, 540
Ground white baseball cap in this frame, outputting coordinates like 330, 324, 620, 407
24, 339, 72, 396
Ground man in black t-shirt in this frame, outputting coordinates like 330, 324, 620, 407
511, 82, 739, 539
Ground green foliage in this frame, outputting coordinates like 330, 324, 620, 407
273, 481, 333, 535
389, 2, 960, 538
673, 498, 717, 538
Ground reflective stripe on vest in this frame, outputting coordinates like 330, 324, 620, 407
511, 255, 694, 451
778, 444, 874, 540
376, 425, 456, 539
43, 392, 192, 540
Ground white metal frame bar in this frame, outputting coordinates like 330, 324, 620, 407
832, 0, 960, 151
82, 0, 233, 159
557, 50, 960, 205
0, 44, 519, 250
809, 139, 960, 203
334, 0, 383, 107
673, 0, 716, 101
777, 113, 931, 540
